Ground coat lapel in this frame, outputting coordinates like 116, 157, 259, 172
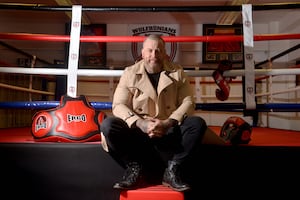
157, 71, 173, 95
135, 66, 157, 101
134, 61, 178, 101
157, 61, 178, 95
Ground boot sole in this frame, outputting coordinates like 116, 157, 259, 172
162, 181, 191, 192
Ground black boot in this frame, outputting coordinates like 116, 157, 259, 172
162, 161, 191, 192
113, 162, 144, 190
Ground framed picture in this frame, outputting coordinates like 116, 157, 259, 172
202, 24, 243, 64
65, 23, 107, 68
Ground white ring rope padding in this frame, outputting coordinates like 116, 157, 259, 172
67, 5, 82, 98
1, 67, 300, 99
0, 67, 123, 76
243, 4, 256, 110
1, 67, 300, 77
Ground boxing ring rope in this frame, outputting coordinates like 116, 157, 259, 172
255, 44, 300, 68
1, 66, 299, 98
0, 2, 299, 12
1, 66, 300, 111
1, 32, 300, 42
1, 36, 300, 110
2, 65, 300, 77
1, 4, 300, 112
1, 101, 300, 112
1, 31, 299, 98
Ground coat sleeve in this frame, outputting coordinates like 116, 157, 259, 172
112, 67, 140, 127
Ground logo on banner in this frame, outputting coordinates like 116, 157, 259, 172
131, 25, 178, 62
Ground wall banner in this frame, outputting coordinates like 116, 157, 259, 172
129, 24, 179, 62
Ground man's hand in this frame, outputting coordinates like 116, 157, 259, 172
136, 117, 178, 138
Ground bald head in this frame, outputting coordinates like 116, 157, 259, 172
143, 34, 165, 48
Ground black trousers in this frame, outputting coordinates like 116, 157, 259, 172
100, 115, 207, 179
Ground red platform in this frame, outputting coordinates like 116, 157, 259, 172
120, 185, 184, 200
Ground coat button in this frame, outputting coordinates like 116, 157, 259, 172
138, 108, 143, 111
166, 106, 170, 109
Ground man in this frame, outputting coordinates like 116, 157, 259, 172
100, 34, 208, 192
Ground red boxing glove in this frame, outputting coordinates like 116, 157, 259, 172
212, 70, 230, 101
212, 60, 233, 101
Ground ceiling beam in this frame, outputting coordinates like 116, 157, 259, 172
54, 0, 91, 25
217, 0, 249, 25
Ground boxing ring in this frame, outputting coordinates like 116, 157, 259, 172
1, 3, 300, 200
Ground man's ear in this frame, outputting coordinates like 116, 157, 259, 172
141, 48, 145, 58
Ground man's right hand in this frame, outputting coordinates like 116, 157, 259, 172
136, 117, 176, 138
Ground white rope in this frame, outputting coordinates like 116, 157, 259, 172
187, 68, 300, 77
2, 67, 300, 99
1, 67, 300, 77
1, 73, 299, 99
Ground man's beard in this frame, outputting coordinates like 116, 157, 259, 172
145, 59, 163, 73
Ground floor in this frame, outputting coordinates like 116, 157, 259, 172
1, 126, 300, 146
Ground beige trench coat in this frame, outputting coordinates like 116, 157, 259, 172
112, 59, 195, 128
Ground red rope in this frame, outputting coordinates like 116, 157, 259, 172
0, 32, 299, 42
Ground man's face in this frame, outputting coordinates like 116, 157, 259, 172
142, 39, 166, 69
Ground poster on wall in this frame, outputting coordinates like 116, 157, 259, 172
128, 24, 179, 62
65, 23, 107, 68
202, 24, 243, 64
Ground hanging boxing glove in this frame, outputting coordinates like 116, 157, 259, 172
212, 60, 234, 101
212, 70, 230, 101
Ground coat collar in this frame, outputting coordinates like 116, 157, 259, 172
134, 60, 177, 100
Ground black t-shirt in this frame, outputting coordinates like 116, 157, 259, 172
147, 71, 161, 91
